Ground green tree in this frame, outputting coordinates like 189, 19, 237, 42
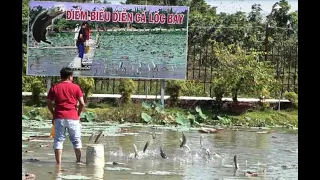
244, 3, 265, 50
76, 77, 95, 102
118, 79, 136, 105
211, 41, 278, 103
30, 79, 46, 106
211, 76, 229, 110
165, 80, 185, 107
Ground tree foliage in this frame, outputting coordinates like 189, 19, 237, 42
118, 78, 137, 104
76, 77, 95, 102
211, 41, 280, 103
165, 80, 185, 107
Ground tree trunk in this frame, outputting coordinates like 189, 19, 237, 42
232, 78, 244, 103
232, 91, 238, 104
214, 93, 224, 110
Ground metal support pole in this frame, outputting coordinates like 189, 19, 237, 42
46, 77, 52, 94
278, 91, 282, 111
160, 79, 165, 107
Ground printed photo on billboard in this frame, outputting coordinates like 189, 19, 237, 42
27, 1, 189, 80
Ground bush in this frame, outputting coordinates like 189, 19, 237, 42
283, 91, 298, 109
181, 80, 206, 96
76, 77, 95, 102
211, 76, 229, 110
30, 79, 46, 106
22, 106, 51, 120
86, 103, 143, 123
166, 80, 185, 107
258, 88, 271, 111
118, 78, 136, 105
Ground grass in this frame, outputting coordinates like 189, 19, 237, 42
228, 109, 298, 128
22, 102, 298, 128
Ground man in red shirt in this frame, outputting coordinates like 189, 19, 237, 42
46, 67, 86, 165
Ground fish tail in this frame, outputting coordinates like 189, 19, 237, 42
43, 40, 52, 44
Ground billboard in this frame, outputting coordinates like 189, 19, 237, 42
27, 1, 189, 80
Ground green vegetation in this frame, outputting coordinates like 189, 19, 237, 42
29, 79, 46, 107
165, 80, 185, 107
118, 79, 137, 104
283, 91, 298, 109
211, 42, 281, 103
22, 102, 298, 128
76, 77, 95, 102
228, 109, 297, 128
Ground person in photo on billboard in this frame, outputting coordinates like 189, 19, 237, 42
85, 23, 90, 41
76, 22, 88, 67
46, 67, 86, 165
74, 24, 80, 46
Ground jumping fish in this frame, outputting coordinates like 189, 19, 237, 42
133, 144, 139, 158
179, 132, 186, 147
182, 145, 191, 152
31, 4, 65, 44
196, 136, 206, 154
88, 132, 96, 142
244, 168, 266, 177
94, 131, 103, 144
205, 148, 211, 158
234, 155, 239, 170
143, 141, 149, 153
160, 146, 167, 159
200, 135, 204, 148
152, 129, 156, 139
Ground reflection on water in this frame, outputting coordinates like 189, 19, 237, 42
22, 123, 298, 179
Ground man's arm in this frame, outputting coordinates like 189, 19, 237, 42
76, 86, 86, 117
77, 96, 85, 117
46, 99, 54, 115
78, 29, 84, 41
46, 87, 55, 116
47, 87, 55, 125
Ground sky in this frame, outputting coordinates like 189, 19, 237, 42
103, 0, 298, 15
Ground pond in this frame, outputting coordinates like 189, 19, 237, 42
27, 31, 187, 79
22, 121, 298, 180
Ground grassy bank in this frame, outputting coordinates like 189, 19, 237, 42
22, 102, 297, 129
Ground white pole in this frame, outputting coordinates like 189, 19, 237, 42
278, 91, 281, 111
46, 77, 52, 94
160, 79, 165, 106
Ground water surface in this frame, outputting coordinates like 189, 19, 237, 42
22, 121, 298, 179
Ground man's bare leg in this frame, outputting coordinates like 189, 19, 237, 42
55, 164, 61, 174
74, 148, 81, 163
54, 149, 62, 165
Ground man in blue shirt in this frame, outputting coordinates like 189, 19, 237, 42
76, 22, 88, 67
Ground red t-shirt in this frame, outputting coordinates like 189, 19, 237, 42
47, 81, 83, 120
85, 28, 90, 40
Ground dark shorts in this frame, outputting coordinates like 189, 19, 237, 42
77, 44, 84, 59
